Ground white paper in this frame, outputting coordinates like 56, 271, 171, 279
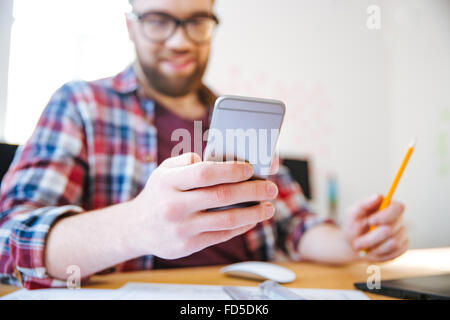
1, 288, 124, 300
1, 282, 369, 300
118, 282, 232, 300
119, 282, 369, 300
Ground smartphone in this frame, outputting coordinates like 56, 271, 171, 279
204, 95, 286, 211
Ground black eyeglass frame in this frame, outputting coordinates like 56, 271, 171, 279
129, 11, 220, 44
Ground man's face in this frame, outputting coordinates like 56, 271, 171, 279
127, 0, 215, 97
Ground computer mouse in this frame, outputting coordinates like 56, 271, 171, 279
220, 261, 296, 284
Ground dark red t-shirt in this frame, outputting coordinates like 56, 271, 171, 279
152, 102, 256, 269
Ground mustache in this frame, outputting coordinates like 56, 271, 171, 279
138, 53, 208, 97
156, 52, 198, 61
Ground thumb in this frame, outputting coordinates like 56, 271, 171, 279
268, 152, 280, 175
160, 152, 202, 169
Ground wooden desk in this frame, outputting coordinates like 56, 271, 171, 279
1, 247, 449, 299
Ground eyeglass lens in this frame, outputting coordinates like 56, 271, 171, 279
140, 13, 217, 43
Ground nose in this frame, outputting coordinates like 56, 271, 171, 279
164, 24, 195, 50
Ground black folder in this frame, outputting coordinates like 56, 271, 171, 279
354, 273, 450, 300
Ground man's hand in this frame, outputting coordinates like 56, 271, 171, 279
129, 153, 279, 260
343, 194, 409, 262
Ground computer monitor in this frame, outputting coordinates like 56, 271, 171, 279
282, 158, 312, 200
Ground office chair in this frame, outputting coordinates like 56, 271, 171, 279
0, 143, 18, 185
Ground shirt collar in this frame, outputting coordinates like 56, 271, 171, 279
111, 64, 139, 94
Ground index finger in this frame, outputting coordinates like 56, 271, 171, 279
368, 201, 405, 226
169, 161, 254, 190
159, 152, 202, 169
348, 194, 383, 220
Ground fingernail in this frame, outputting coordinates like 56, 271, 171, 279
265, 203, 274, 217
267, 182, 278, 197
244, 164, 253, 177
370, 194, 379, 201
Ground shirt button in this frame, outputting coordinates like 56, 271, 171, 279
144, 155, 153, 163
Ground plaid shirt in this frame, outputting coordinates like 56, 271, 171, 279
0, 65, 331, 289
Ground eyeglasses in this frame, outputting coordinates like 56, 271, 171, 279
129, 11, 219, 44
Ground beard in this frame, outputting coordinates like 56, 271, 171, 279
137, 52, 209, 97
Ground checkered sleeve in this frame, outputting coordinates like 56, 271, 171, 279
0, 84, 87, 289
270, 165, 335, 261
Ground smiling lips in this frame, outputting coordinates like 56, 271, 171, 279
160, 57, 196, 72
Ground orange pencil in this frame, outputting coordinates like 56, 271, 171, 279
361, 138, 416, 255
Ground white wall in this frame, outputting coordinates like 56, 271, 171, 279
204, 0, 450, 248
205, 0, 390, 221
382, 0, 450, 248
0, 0, 14, 141
4, 0, 133, 144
